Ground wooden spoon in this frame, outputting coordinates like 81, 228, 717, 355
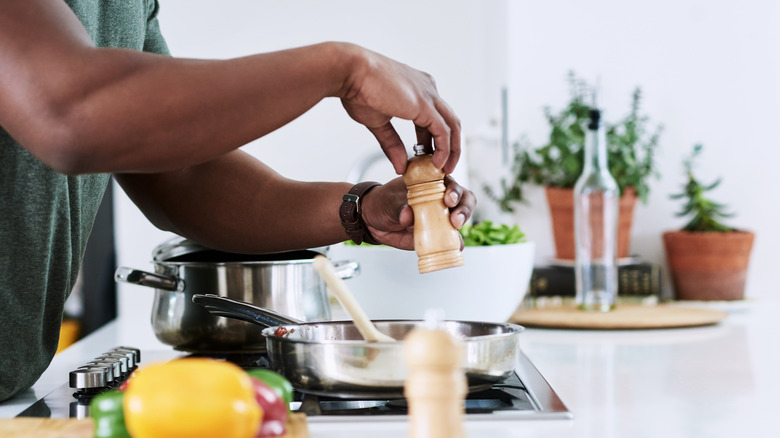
313, 255, 396, 342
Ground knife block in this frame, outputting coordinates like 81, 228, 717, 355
403, 147, 464, 274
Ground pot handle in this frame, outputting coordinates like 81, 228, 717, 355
332, 260, 360, 280
114, 267, 183, 292
191, 294, 304, 327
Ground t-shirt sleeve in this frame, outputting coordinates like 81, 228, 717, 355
144, 0, 171, 56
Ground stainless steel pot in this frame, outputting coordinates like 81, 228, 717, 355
192, 294, 524, 399
115, 237, 358, 353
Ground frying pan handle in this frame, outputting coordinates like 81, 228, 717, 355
114, 267, 182, 291
191, 294, 304, 327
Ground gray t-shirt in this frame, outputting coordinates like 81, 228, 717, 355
0, 0, 170, 401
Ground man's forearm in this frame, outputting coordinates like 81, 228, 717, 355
115, 150, 353, 254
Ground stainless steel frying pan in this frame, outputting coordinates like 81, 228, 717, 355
192, 294, 524, 399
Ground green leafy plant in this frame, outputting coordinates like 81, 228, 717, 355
670, 144, 735, 232
343, 221, 526, 247
486, 72, 662, 212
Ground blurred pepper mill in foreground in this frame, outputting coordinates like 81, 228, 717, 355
403, 144, 465, 274
404, 310, 467, 438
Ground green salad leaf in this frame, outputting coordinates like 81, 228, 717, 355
459, 221, 526, 246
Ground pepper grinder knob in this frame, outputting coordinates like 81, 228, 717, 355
403, 144, 464, 274
403, 309, 466, 438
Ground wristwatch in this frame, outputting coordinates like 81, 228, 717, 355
340, 181, 382, 245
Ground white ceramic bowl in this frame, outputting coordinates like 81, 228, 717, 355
327, 241, 535, 322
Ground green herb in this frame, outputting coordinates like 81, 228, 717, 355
459, 221, 526, 246
670, 144, 735, 232
485, 71, 662, 212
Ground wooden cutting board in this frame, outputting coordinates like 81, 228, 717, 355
0, 413, 309, 438
511, 303, 728, 329
0, 418, 92, 438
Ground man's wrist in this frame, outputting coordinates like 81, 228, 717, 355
339, 181, 381, 245
330, 42, 363, 100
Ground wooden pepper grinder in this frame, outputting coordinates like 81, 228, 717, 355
403, 144, 464, 274
404, 309, 467, 438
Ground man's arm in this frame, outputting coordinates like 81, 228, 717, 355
0, 0, 460, 176
114, 150, 436, 253
116, 149, 475, 254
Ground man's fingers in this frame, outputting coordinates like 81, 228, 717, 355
414, 110, 450, 171
367, 123, 408, 174
436, 99, 462, 174
414, 99, 461, 173
443, 175, 476, 229
414, 124, 433, 150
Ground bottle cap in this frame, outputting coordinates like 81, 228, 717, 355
588, 109, 601, 130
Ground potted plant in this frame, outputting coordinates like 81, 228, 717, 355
486, 72, 662, 259
662, 144, 754, 301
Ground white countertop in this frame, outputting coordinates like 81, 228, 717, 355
3, 298, 779, 437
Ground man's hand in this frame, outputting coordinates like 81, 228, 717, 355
359, 176, 476, 250
338, 44, 461, 176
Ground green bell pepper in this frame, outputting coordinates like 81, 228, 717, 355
90, 390, 131, 438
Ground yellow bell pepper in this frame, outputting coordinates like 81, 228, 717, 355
123, 358, 262, 438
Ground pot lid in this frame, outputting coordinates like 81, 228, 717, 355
152, 236, 329, 263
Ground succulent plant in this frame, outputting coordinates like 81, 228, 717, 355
670, 144, 735, 232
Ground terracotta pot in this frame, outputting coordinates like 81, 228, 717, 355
662, 230, 755, 301
545, 186, 637, 260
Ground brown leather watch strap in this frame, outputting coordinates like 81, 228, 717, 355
340, 181, 381, 245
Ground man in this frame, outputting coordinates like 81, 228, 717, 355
0, 0, 475, 401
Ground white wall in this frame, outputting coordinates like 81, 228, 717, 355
115, 0, 778, 335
